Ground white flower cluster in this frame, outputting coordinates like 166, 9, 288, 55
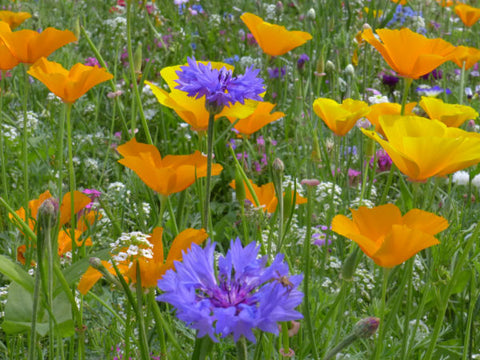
110, 231, 153, 263
315, 181, 343, 211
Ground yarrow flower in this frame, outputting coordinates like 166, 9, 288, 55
157, 239, 303, 343
174, 56, 265, 114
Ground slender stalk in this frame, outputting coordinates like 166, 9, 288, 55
373, 268, 389, 360
65, 104, 77, 260
135, 261, 150, 360
302, 184, 319, 360
400, 77, 413, 115
202, 113, 215, 232
459, 60, 466, 105
28, 261, 41, 360
235, 336, 248, 360
21, 65, 31, 263
0, 71, 8, 204
400, 259, 414, 359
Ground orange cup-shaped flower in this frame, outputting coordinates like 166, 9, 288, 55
225, 101, 285, 136
361, 115, 480, 182
447, 45, 480, 70
362, 28, 456, 79
0, 22, 19, 70
0, 26, 76, 64
313, 98, 370, 136
419, 96, 478, 127
117, 138, 223, 196
240, 12, 312, 56
332, 204, 448, 267
230, 179, 306, 214
78, 227, 208, 293
454, 4, 480, 27
146, 61, 257, 131
391, 0, 408, 4
0, 11, 31, 29
27, 57, 113, 103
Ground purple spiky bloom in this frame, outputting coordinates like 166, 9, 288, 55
156, 238, 303, 343
175, 57, 265, 113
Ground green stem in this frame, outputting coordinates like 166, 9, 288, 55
135, 262, 150, 360
373, 268, 389, 360
323, 334, 357, 360
126, 0, 153, 145
424, 224, 480, 360
400, 259, 414, 359
28, 258, 41, 360
235, 336, 248, 360
459, 60, 466, 105
0, 71, 8, 204
65, 104, 77, 260
21, 65, 31, 264
202, 113, 215, 233
400, 77, 413, 116
303, 185, 319, 360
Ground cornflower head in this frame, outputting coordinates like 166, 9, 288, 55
175, 56, 265, 114
157, 238, 303, 343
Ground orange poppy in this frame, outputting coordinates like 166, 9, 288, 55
361, 115, 480, 182
0, 10, 30, 29
437, 0, 455, 7
0, 22, 18, 70
366, 102, 416, 136
362, 28, 456, 79
454, 4, 480, 27
230, 179, 307, 214
419, 96, 478, 127
332, 204, 448, 267
78, 227, 208, 293
447, 45, 480, 70
313, 98, 370, 136
117, 138, 223, 196
27, 57, 113, 103
240, 12, 312, 56
225, 101, 285, 136
0, 25, 76, 64
390, 0, 408, 4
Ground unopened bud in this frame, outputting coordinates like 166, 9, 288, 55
37, 198, 59, 230
353, 317, 380, 339
73, 18, 81, 41
234, 168, 246, 203
306, 8, 316, 20
341, 246, 359, 281
133, 43, 143, 74
325, 60, 335, 73
345, 64, 355, 76
273, 158, 285, 173
362, 23, 372, 31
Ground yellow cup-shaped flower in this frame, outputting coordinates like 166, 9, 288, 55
362, 28, 456, 79
28, 57, 113, 103
117, 138, 223, 196
226, 101, 285, 136
0, 10, 31, 29
0, 26, 76, 64
240, 12, 312, 56
332, 204, 448, 268
313, 98, 370, 136
361, 115, 480, 181
454, 4, 480, 27
146, 61, 257, 131
366, 102, 416, 136
447, 45, 480, 70
419, 96, 478, 127
0, 21, 19, 70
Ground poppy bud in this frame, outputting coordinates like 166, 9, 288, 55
345, 64, 355, 76
273, 158, 285, 173
234, 167, 246, 204
133, 43, 142, 74
307, 8, 316, 20
325, 60, 335, 73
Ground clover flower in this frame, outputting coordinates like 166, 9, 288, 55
157, 239, 303, 343
175, 56, 265, 114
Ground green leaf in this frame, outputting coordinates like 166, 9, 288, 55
0, 255, 34, 293
2, 282, 74, 337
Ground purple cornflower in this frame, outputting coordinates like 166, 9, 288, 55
175, 57, 265, 114
157, 239, 303, 343
297, 54, 310, 71
267, 66, 286, 79
370, 149, 392, 172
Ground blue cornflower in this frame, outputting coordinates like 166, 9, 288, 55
157, 239, 303, 343
175, 57, 265, 114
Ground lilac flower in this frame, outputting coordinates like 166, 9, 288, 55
267, 66, 286, 79
297, 54, 310, 71
84, 57, 102, 68
175, 57, 265, 113
157, 239, 303, 343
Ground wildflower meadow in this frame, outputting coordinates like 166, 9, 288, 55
1, 0, 480, 359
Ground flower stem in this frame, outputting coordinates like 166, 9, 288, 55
373, 268, 390, 360
0, 71, 8, 205
65, 103, 78, 261
459, 60, 466, 105
400, 77, 413, 115
235, 336, 248, 360
21, 64, 31, 264
135, 261, 150, 360
202, 113, 215, 233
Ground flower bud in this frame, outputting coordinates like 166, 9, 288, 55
353, 317, 380, 339
273, 158, 285, 173
325, 60, 335, 73
345, 64, 355, 76
37, 198, 59, 231
307, 8, 316, 20
234, 167, 246, 204
133, 43, 143, 74
341, 247, 358, 281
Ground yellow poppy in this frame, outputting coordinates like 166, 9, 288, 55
78, 227, 208, 293
226, 101, 285, 136
240, 12, 312, 56
0, 25, 76, 64
447, 45, 480, 70
146, 61, 256, 131
313, 98, 370, 136
117, 138, 223, 196
27, 57, 113, 103
366, 102, 416, 136
361, 115, 480, 182
454, 4, 480, 27
419, 96, 478, 127
0, 22, 18, 70
230, 179, 307, 214
0, 10, 30, 29
362, 28, 456, 79
331, 204, 448, 268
